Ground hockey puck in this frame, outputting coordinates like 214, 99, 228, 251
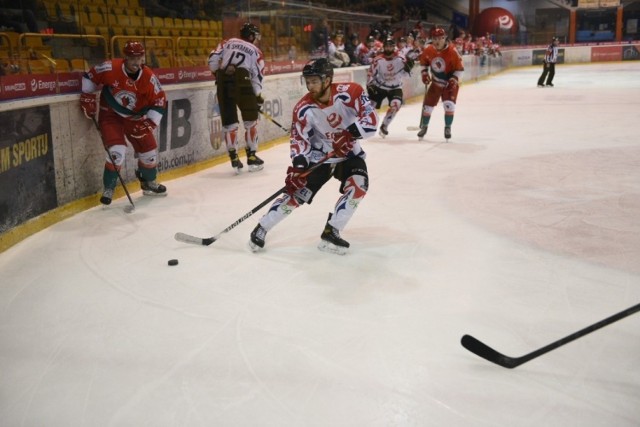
168, 259, 179, 266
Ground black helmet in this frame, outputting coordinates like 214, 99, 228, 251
240, 23, 260, 40
383, 37, 395, 47
302, 58, 333, 79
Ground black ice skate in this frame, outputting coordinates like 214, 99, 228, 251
246, 149, 264, 172
318, 213, 349, 255
135, 170, 168, 197
378, 124, 388, 138
100, 188, 114, 205
417, 126, 428, 140
229, 149, 243, 174
249, 223, 267, 252
140, 180, 167, 196
444, 126, 451, 141
545, 83, 554, 87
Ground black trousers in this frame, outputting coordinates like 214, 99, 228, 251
537, 62, 556, 86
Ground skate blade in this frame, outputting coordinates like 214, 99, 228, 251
317, 240, 348, 255
248, 164, 264, 172
142, 191, 168, 197
248, 240, 264, 253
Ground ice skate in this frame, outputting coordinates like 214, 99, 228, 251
417, 126, 428, 140
246, 149, 264, 172
378, 124, 388, 138
444, 126, 451, 141
140, 180, 167, 196
249, 223, 267, 252
318, 214, 349, 255
229, 149, 243, 174
100, 188, 114, 205
545, 83, 554, 87
537, 84, 545, 88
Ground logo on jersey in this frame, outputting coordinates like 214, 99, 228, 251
326, 112, 342, 128
431, 57, 447, 73
114, 90, 138, 110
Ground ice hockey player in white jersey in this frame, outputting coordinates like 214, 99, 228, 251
367, 37, 414, 138
249, 58, 379, 255
208, 22, 265, 173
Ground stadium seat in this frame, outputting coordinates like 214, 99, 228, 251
70, 58, 89, 72
53, 58, 70, 73
28, 59, 52, 74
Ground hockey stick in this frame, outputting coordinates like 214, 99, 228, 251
461, 302, 640, 369
175, 152, 336, 246
260, 110, 290, 133
92, 117, 136, 213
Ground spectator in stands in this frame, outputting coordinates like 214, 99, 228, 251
0, 0, 38, 33
141, 0, 177, 18
344, 33, 359, 65
310, 17, 329, 59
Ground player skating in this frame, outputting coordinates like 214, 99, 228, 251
416, 27, 464, 141
248, 58, 378, 255
208, 22, 265, 173
80, 40, 168, 205
366, 37, 414, 138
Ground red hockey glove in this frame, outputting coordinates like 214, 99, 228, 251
332, 130, 355, 157
421, 69, 431, 85
285, 166, 308, 194
80, 93, 97, 119
130, 118, 157, 139
447, 76, 459, 89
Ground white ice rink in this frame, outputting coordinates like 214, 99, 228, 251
1, 62, 639, 426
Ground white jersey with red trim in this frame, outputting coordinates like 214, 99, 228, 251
208, 37, 265, 95
290, 82, 378, 165
83, 58, 167, 125
367, 52, 410, 90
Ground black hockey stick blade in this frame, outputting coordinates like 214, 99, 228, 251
174, 232, 217, 246
462, 302, 640, 369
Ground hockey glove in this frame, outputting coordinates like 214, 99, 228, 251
366, 84, 378, 98
130, 118, 157, 139
256, 93, 265, 109
284, 156, 309, 194
332, 129, 356, 157
447, 76, 459, 89
421, 69, 432, 85
80, 93, 97, 119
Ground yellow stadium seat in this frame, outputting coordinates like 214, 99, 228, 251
53, 58, 70, 73
28, 59, 52, 74
70, 58, 89, 72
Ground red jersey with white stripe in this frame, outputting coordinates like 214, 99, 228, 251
290, 82, 378, 165
84, 58, 166, 124
419, 42, 464, 86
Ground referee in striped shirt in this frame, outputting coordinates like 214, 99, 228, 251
537, 37, 559, 87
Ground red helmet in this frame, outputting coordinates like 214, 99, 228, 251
123, 41, 145, 57
430, 27, 446, 38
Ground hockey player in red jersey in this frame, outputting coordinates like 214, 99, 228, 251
80, 40, 168, 205
417, 27, 464, 141
208, 22, 265, 173
367, 37, 413, 138
249, 58, 379, 255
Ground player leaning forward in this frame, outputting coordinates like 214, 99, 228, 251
417, 27, 464, 141
249, 58, 379, 255
80, 41, 167, 205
